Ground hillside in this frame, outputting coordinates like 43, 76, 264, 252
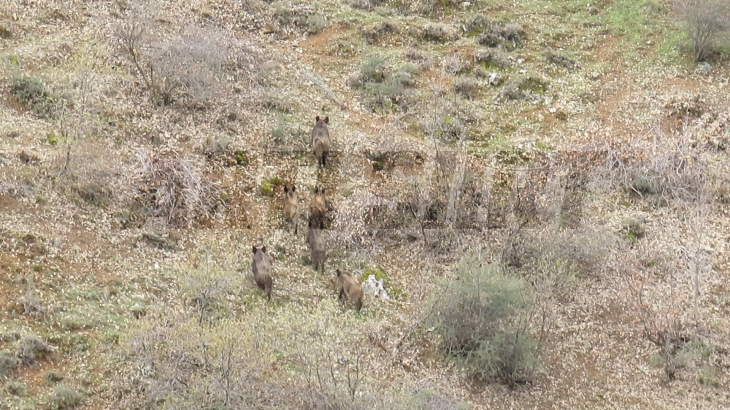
1, 0, 730, 409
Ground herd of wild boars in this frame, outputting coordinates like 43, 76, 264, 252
250, 116, 364, 311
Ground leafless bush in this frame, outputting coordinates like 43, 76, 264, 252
116, 7, 231, 106
135, 149, 222, 227
673, 0, 730, 62
598, 130, 710, 204
299, 326, 370, 409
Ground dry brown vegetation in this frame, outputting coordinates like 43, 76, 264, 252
1, 0, 730, 409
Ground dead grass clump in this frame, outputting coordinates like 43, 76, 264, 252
135, 149, 223, 227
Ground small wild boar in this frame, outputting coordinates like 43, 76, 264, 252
310, 186, 326, 224
311, 116, 330, 167
307, 218, 325, 274
335, 269, 363, 311
283, 185, 298, 234
252, 246, 272, 301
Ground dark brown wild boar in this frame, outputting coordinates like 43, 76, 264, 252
335, 269, 363, 311
252, 246, 273, 301
310, 186, 326, 224
283, 185, 298, 234
311, 116, 330, 167
307, 219, 325, 274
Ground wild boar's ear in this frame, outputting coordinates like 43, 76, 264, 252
252, 246, 257, 254
262, 246, 267, 253
324, 116, 329, 124
315, 116, 320, 123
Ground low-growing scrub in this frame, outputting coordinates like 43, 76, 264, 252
50, 384, 83, 410
11, 76, 61, 118
16, 334, 51, 366
499, 75, 548, 100
428, 252, 540, 385
0, 350, 19, 376
350, 53, 418, 112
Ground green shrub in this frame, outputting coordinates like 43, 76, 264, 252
428, 252, 538, 385
16, 334, 51, 366
0, 350, 19, 376
4, 380, 25, 396
306, 14, 327, 35
45, 370, 64, 385
11, 76, 59, 118
50, 384, 83, 410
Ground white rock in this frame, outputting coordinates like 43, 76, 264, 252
362, 274, 389, 300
